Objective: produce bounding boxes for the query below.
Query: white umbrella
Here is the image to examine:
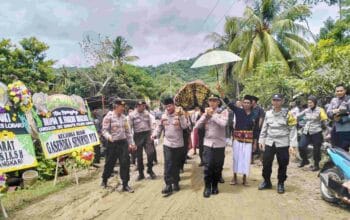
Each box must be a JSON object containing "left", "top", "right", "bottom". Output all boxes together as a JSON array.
[
  {"left": 190, "top": 50, "right": 242, "bottom": 80},
  {"left": 191, "top": 50, "right": 242, "bottom": 68}
]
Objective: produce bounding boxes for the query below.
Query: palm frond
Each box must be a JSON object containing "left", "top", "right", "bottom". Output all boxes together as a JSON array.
[
  {"left": 205, "top": 32, "right": 226, "bottom": 48},
  {"left": 243, "top": 7, "right": 263, "bottom": 30},
  {"left": 281, "top": 34, "right": 311, "bottom": 60},
  {"left": 283, "top": 33, "right": 310, "bottom": 50},
  {"left": 277, "top": 4, "right": 311, "bottom": 21},
  {"left": 124, "top": 56, "right": 139, "bottom": 62},
  {"left": 272, "top": 19, "right": 311, "bottom": 37},
  {"left": 248, "top": 35, "right": 264, "bottom": 70},
  {"left": 262, "top": 31, "right": 290, "bottom": 72}
]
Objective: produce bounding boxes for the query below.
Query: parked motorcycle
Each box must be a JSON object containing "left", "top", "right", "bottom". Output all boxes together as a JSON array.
[{"left": 319, "top": 147, "right": 350, "bottom": 205}]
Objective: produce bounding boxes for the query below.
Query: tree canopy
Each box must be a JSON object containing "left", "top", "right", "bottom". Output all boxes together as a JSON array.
[{"left": 0, "top": 37, "right": 55, "bottom": 92}]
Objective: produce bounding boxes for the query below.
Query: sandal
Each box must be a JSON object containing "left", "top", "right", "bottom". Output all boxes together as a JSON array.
[{"left": 230, "top": 178, "right": 237, "bottom": 185}]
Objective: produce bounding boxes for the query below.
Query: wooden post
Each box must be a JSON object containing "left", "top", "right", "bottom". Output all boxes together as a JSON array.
[
  {"left": 53, "top": 157, "right": 60, "bottom": 186},
  {"left": 0, "top": 194, "right": 8, "bottom": 219},
  {"left": 0, "top": 198, "right": 8, "bottom": 218},
  {"left": 102, "top": 95, "right": 105, "bottom": 113},
  {"left": 73, "top": 165, "right": 79, "bottom": 185}
]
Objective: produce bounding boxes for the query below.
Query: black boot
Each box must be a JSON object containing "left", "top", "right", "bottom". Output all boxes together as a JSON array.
[
  {"left": 122, "top": 184, "right": 134, "bottom": 193},
  {"left": 198, "top": 161, "right": 204, "bottom": 167},
  {"left": 161, "top": 185, "right": 173, "bottom": 196},
  {"left": 101, "top": 179, "right": 107, "bottom": 188},
  {"left": 298, "top": 160, "right": 310, "bottom": 168},
  {"left": 277, "top": 182, "right": 285, "bottom": 194},
  {"left": 211, "top": 182, "right": 219, "bottom": 195},
  {"left": 203, "top": 183, "right": 211, "bottom": 198},
  {"left": 258, "top": 180, "right": 272, "bottom": 190},
  {"left": 136, "top": 173, "right": 145, "bottom": 181},
  {"left": 173, "top": 182, "right": 180, "bottom": 191},
  {"left": 311, "top": 162, "right": 320, "bottom": 172},
  {"left": 147, "top": 170, "right": 156, "bottom": 179},
  {"left": 219, "top": 177, "right": 225, "bottom": 183}
]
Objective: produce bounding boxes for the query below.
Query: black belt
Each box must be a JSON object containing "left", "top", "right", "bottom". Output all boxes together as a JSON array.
[
  {"left": 111, "top": 139, "right": 127, "bottom": 144},
  {"left": 135, "top": 130, "right": 151, "bottom": 135}
]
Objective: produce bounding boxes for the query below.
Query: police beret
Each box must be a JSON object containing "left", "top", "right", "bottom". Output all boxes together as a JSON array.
[
  {"left": 272, "top": 94, "right": 283, "bottom": 100},
  {"left": 114, "top": 99, "right": 126, "bottom": 105},
  {"left": 136, "top": 100, "right": 146, "bottom": 105},
  {"left": 208, "top": 94, "right": 220, "bottom": 100}
]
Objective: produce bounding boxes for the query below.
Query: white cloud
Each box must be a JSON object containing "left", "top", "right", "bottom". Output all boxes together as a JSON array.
[{"left": 0, "top": 0, "right": 340, "bottom": 67}]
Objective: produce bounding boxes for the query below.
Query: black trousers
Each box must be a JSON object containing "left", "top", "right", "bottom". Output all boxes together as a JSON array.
[
  {"left": 299, "top": 132, "right": 323, "bottom": 163},
  {"left": 163, "top": 145, "right": 183, "bottom": 185},
  {"left": 199, "top": 144, "right": 204, "bottom": 163},
  {"left": 102, "top": 139, "right": 130, "bottom": 185},
  {"left": 203, "top": 146, "right": 225, "bottom": 187},
  {"left": 336, "top": 131, "right": 350, "bottom": 152},
  {"left": 262, "top": 144, "right": 289, "bottom": 183},
  {"left": 93, "top": 144, "right": 101, "bottom": 163},
  {"left": 180, "top": 129, "right": 191, "bottom": 169},
  {"left": 198, "top": 128, "right": 205, "bottom": 163},
  {"left": 134, "top": 131, "right": 154, "bottom": 174},
  {"left": 131, "top": 151, "right": 137, "bottom": 164}
]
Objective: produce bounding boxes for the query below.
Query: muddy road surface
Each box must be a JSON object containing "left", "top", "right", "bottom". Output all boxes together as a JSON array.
[{"left": 12, "top": 146, "right": 349, "bottom": 220}]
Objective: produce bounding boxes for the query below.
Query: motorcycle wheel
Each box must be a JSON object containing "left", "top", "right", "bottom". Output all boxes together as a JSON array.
[{"left": 320, "top": 168, "right": 343, "bottom": 203}]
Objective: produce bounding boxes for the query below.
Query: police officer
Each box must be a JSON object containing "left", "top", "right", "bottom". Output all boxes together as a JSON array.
[
  {"left": 251, "top": 95, "right": 265, "bottom": 162},
  {"left": 91, "top": 107, "right": 102, "bottom": 165},
  {"left": 326, "top": 84, "right": 350, "bottom": 152},
  {"left": 152, "top": 97, "right": 188, "bottom": 196},
  {"left": 101, "top": 99, "right": 136, "bottom": 193},
  {"left": 195, "top": 95, "right": 228, "bottom": 198},
  {"left": 258, "top": 94, "right": 298, "bottom": 194},
  {"left": 297, "top": 95, "right": 328, "bottom": 171},
  {"left": 129, "top": 101, "right": 156, "bottom": 180}
]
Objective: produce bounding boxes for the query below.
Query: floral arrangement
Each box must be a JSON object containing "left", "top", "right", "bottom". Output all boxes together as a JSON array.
[
  {"left": 0, "top": 105, "right": 10, "bottom": 114},
  {"left": 0, "top": 173, "right": 7, "bottom": 193},
  {"left": 70, "top": 146, "right": 95, "bottom": 168},
  {"left": 8, "top": 81, "right": 33, "bottom": 112}
]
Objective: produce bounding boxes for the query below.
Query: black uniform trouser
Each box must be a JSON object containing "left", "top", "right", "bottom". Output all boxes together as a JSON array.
[
  {"left": 299, "top": 132, "right": 323, "bottom": 164},
  {"left": 102, "top": 140, "right": 130, "bottom": 185},
  {"left": 134, "top": 131, "right": 154, "bottom": 174},
  {"left": 199, "top": 144, "right": 204, "bottom": 163},
  {"left": 198, "top": 128, "right": 205, "bottom": 163},
  {"left": 203, "top": 146, "right": 225, "bottom": 187},
  {"left": 180, "top": 129, "right": 191, "bottom": 170},
  {"left": 163, "top": 145, "right": 183, "bottom": 185},
  {"left": 262, "top": 144, "right": 289, "bottom": 183},
  {"left": 131, "top": 151, "right": 137, "bottom": 164},
  {"left": 93, "top": 144, "right": 101, "bottom": 164},
  {"left": 336, "top": 131, "right": 350, "bottom": 152}
]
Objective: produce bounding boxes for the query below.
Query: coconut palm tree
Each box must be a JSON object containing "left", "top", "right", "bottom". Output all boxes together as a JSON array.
[
  {"left": 223, "top": 0, "right": 312, "bottom": 77},
  {"left": 108, "top": 36, "right": 139, "bottom": 67}
]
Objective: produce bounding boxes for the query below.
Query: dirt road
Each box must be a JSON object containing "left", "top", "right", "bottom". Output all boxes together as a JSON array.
[{"left": 12, "top": 146, "right": 349, "bottom": 220}]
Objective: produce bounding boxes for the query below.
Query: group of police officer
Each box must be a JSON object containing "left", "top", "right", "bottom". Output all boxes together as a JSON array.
[{"left": 99, "top": 84, "right": 349, "bottom": 197}]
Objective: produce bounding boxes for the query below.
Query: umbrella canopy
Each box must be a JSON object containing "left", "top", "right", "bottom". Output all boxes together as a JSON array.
[{"left": 190, "top": 50, "right": 242, "bottom": 68}]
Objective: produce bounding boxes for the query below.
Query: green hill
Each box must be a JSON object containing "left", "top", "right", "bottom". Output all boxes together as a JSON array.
[{"left": 142, "top": 58, "right": 215, "bottom": 85}]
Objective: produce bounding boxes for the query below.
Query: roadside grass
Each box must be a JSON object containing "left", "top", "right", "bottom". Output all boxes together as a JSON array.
[{"left": 0, "top": 168, "right": 100, "bottom": 219}]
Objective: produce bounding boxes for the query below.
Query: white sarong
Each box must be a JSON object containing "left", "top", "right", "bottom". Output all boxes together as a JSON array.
[{"left": 232, "top": 140, "right": 252, "bottom": 175}]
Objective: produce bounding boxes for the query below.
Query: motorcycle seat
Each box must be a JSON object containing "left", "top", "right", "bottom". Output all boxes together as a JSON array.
[{"left": 331, "top": 147, "right": 350, "bottom": 162}]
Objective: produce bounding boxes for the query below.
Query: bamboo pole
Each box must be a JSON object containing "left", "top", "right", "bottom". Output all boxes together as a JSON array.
[
  {"left": 53, "top": 157, "right": 60, "bottom": 186},
  {"left": 0, "top": 197, "right": 8, "bottom": 218},
  {"left": 73, "top": 165, "right": 79, "bottom": 185}
]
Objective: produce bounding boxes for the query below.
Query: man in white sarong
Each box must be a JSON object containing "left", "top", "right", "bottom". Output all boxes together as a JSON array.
[{"left": 219, "top": 92, "right": 257, "bottom": 185}]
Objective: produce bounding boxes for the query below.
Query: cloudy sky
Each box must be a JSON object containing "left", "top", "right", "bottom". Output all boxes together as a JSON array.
[{"left": 0, "top": 0, "right": 338, "bottom": 67}]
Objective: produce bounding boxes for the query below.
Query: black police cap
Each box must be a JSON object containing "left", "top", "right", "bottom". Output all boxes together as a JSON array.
[{"left": 272, "top": 94, "right": 283, "bottom": 100}]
